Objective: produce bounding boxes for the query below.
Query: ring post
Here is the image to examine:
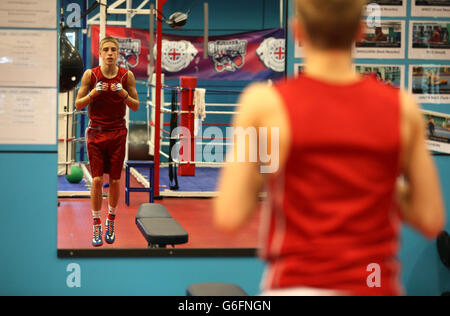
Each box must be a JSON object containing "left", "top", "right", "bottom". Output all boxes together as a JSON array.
[
  {"left": 154, "top": 0, "right": 168, "bottom": 197},
  {"left": 179, "top": 76, "right": 197, "bottom": 176}
]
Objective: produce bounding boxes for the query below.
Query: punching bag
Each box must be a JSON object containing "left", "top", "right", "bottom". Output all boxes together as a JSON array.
[
  {"left": 128, "top": 123, "right": 154, "bottom": 161},
  {"left": 59, "top": 31, "right": 84, "bottom": 93},
  {"left": 437, "top": 231, "right": 450, "bottom": 268}
]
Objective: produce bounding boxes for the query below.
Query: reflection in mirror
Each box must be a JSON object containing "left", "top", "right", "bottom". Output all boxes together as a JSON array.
[
  {"left": 56, "top": 64, "right": 263, "bottom": 253},
  {"left": 56, "top": 54, "right": 265, "bottom": 253}
]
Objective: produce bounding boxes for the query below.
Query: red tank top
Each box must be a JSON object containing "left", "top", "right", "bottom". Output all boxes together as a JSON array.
[
  {"left": 89, "top": 66, "right": 129, "bottom": 129},
  {"left": 260, "top": 74, "right": 403, "bottom": 296}
]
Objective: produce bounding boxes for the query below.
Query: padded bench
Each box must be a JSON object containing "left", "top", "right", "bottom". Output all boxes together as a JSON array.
[
  {"left": 187, "top": 282, "right": 248, "bottom": 296},
  {"left": 136, "top": 203, "right": 188, "bottom": 248}
]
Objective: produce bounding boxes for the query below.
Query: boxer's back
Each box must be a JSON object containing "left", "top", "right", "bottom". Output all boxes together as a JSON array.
[{"left": 259, "top": 74, "right": 402, "bottom": 295}]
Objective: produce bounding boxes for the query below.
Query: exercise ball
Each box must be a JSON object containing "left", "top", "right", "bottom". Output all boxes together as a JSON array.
[
  {"left": 60, "top": 31, "right": 84, "bottom": 93},
  {"left": 66, "top": 165, "right": 84, "bottom": 184}
]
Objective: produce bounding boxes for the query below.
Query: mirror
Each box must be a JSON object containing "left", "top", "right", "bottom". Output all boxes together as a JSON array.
[{"left": 57, "top": 81, "right": 263, "bottom": 256}]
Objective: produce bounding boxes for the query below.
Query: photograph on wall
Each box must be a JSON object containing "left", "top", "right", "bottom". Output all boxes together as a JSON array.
[
  {"left": 364, "top": 0, "right": 407, "bottom": 17},
  {"left": 293, "top": 63, "right": 304, "bottom": 77},
  {"left": 410, "top": 65, "right": 450, "bottom": 104},
  {"left": 294, "top": 39, "right": 304, "bottom": 59},
  {"left": 409, "top": 22, "right": 450, "bottom": 60},
  {"left": 355, "top": 64, "right": 405, "bottom": 89},
  {"left": 353, "top": 20, "right": 405, "bottom": 59},
  {"left": 412, "top": 0, "right": 450, "bottom": 17},
  {"left": 421, "top": 110, "right": 450, "bottom": 154}
]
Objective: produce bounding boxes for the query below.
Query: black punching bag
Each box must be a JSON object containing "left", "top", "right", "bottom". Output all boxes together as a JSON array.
[
  {"left": 59, "top": 32, "right": 84, "bottom": 93},
  {"left": 128, "top": 123, "right": 154, "bottom": 161},
  {"left": 437, "top": 231, "right": 450, "bottom": 268}
]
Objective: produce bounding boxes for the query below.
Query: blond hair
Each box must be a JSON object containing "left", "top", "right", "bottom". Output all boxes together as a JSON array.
[
  {"left": 296, "top": 0, "right": 365, "bottom": 50},
  {"left": 99, "top": 36, "right": 120, "bottom": 51}
]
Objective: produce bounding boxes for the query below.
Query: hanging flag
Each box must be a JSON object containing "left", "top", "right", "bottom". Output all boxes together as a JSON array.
[{"left": 91, "top": 25, "right": 285, "bottom": 81}]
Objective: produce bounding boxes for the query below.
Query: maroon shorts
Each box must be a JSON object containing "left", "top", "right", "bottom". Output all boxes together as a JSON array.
[{"left": 86, "top": 127, "right": 127, "bottom": 180}]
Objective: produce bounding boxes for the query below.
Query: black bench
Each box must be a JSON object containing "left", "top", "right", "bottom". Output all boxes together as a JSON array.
[
  {"left": 136, "top": 203, "right": 188, "bottom": 248},
  {"left": 186, "top": 282, "right": 248, "bottom": 296}
]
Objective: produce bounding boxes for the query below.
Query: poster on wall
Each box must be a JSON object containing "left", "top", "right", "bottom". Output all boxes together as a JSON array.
[
  {"left": 364, "top": 0, "right": 407, "bottom": 17},
  {"left": 0, "top": 30, "right": 57, "bottom": 88},
  {"left": 409, "top": 65, "right": 450, "bottom": 104},
  {"left": 91, "top": 26, "right": 285, "bottom": 81},
  {"left": 0, "top": 88, "right": 57, "bottom": 145},
  {"left": 355, "top": 64, "right": 405, "bottom": 88},
  {"left": 412, "top": 0, "right": 450, "bottom": 17},
  {"left": 421, "top": 110, "right": 450, "bottom": 154},
  {"left": 409, "top": 21, "right": 450, "bottom": 60},
  {"left": 353, "top": 20, "right": 405, "bottom": 59},
  {"left": 0, "top": 0, "right": 57, "bottom": 28}
]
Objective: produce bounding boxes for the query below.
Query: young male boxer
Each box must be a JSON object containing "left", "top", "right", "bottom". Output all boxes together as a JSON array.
[
  {"left": 75, "top": 37, "right": 139, "bottom": 247},
  {"left": 215, "top": 0, "right": 445, "bottom": 295}
]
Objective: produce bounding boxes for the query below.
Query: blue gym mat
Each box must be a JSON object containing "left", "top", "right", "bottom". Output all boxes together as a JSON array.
[
  {"left": 58, "top": 175, "right": 90, "bottom": 191},
  {"left": 135, "top": 167, "right": 220, "bottom": 192}
]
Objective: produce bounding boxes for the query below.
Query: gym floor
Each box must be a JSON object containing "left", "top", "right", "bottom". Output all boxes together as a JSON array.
[{"left": 57, "top": 170, "right": 261, "bottom": 249}]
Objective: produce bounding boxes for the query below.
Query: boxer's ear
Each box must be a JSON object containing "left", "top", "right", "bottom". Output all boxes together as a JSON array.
[{"left": 290, "top": 17, "right": 305, "bottom": 46}]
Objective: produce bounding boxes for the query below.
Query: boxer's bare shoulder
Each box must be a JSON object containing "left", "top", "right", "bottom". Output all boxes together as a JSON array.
[{"left": 236, "top": 83, "right": 292, "bottom": 172}]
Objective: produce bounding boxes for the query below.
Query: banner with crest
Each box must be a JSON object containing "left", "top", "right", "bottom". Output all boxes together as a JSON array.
[{"left": 91, "top": 26, "right": 285, "bottom": 81}]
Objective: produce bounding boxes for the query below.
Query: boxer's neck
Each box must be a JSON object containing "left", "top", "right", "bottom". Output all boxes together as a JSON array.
[
  {"left": 302, "top": 47, "right": 360, "bottom": 85},
  {"left": 100, "top": 64, "right": 119, "bottom": 79}
]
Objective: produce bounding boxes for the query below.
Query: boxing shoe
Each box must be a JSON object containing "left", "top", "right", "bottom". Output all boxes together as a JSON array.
[
  {"left": 105, "top": 216, "right": 116, "bottom": 244},
  {"left": 92, "top": 223, "right": 103, "bottom": 247}
]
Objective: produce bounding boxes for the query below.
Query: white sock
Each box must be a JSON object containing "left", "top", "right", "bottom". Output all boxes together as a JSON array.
[
  {"left": 108, "top": 205, "right": 117, "bottom": 219},
  {"left": 92, "top": 210, "right": 101, "bottom": 223}
]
